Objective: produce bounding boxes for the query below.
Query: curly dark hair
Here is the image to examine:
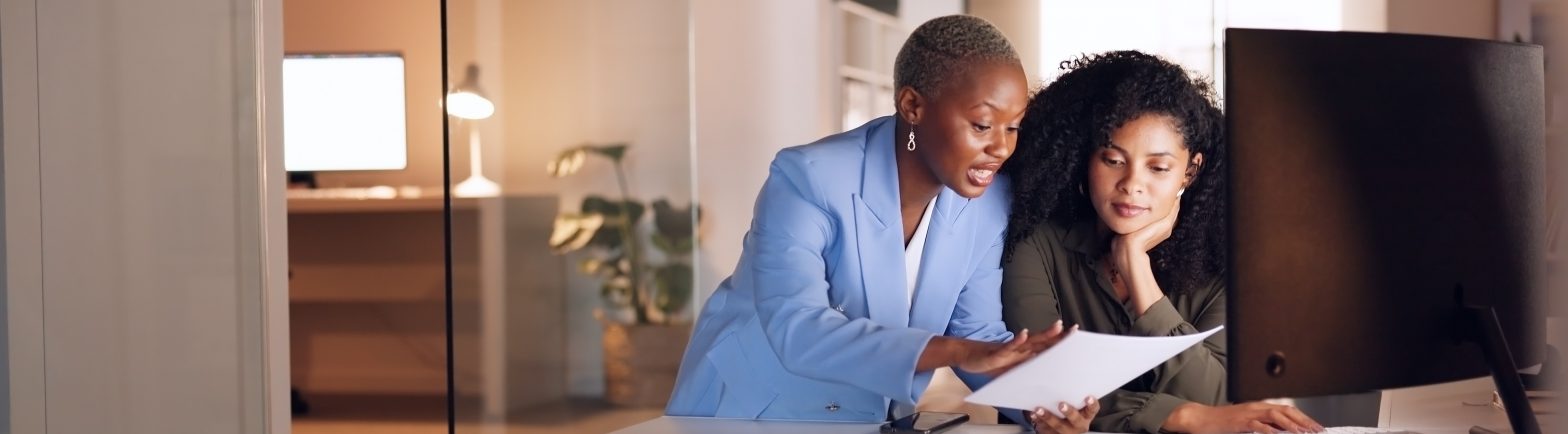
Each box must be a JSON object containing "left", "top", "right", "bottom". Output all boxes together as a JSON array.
[{"left": 1003, "top": 50, "right": 1227, "bottom": 294}]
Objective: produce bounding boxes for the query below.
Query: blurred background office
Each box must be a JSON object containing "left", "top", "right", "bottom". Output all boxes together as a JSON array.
[
  {"left": 275, "top": 2, "right": 1563, "bottom": 433},
  {"left": 0, "top": 0, "right": 1560, "bottom": 433}
]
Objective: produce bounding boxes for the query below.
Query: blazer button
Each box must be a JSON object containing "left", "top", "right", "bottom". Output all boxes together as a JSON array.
[{"left": 825, "top": 401, "right": 840, "bottom": 412}]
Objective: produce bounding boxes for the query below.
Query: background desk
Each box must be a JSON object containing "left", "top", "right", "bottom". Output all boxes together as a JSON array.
[{"left": 288, "top": 193, "right": 567, "bottom": 419}]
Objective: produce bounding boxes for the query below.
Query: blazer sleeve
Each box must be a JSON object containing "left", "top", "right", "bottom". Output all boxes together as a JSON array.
[
  {"left": 748, "top": 150, "right": 937, "bottom": 404},
  {"left": 945, "top": 231, "right": 1014, "bottom": 342},
  {"left": 948, "top": 234, "right": 1027, "bottom": 424}
]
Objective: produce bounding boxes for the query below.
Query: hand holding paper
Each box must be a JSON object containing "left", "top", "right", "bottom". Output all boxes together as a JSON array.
[{"left": 966, "top": 326, "right": 1224, "bottom": 418}]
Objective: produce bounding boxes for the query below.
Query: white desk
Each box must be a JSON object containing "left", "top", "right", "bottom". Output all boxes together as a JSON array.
[
  {"left": 614, "top": 416, "right": 1497, "bottom": 434},
  {"left": 611, "top": 416, "right": 1026, "bottom": 434},
  {"left": 617, "top": 379, "right": 1522, "bottom": 434},
  {"left": 1378, "top": 376, "right": 1518, "bottom": 433}
]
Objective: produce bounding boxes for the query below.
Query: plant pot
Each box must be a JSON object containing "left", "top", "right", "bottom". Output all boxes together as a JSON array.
[{"left": 602, "top": 321, "right": 692, "bottom": 407}]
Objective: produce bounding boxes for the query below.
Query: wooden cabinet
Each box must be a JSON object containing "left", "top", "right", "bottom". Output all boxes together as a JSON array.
[{"left": 287, "top": 193, "right": 567, "bottom": 417}]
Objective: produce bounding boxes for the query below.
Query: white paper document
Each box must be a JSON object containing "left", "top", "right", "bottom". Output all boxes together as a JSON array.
[{"left": 966, "top": 326, "right": 1224, "bottom": 417}]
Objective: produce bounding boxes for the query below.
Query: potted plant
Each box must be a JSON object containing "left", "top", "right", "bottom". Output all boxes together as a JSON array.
[{"left": 546, "top": 143, "right": 698, "bottom": 407}]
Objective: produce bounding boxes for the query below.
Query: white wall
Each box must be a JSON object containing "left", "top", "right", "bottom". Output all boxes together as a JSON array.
[
  {"left": 0, "top": 0, "right": 286, "bottom": 433},
  {"left": 1387, "top": 0, "right": 1499, "bottom": 39},
  {"left": 970, "top": 0, "right": 1044, "bottom": 85},
  {"left": 692, "top": 0, "right": 836, "bottom": 307},
  {"left": 1, "top": 1, "right": 46, "bottom": 431},
  {"left": 446, "top": 0, "right": 695, "bottom": 398},
  {"left": 1342, "top": 0, "right": 1390, "bottom": 32},
  {"left": 898, "top": 0, "right": 965, "bottom": 29},
  {"left": 0, "top": 35, "right": 9, "bottom": 426}
]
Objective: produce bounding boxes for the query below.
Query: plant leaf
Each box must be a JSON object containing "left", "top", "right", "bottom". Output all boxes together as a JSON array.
[
  {"left": 579, "top": 258, "right": 604, "bottom": 275},
  {"left": 581, "top": 196, "right": 645, "bottom": 224},
  {"left": 601, "top": 283, "right": 631, "bottom": 308},
  {"left": 548, "top": 213, "right": 604, "bottom": 253},
  {"left": 588, "top": 143, "right": 628, "bottom": 161},
  {"left": 652, "top": 199, "right": 697, "bottom": 239},
  {"left": 654, "top": 263, "right": 694, "bottom": 315},
  {"left": 546, "top": 147, "right": 589, "bottom": 178}
]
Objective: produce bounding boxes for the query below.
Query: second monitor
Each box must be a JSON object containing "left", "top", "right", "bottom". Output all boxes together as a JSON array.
[{"left": 1225, "top": 28, "right": 1547, "bottom": 432}]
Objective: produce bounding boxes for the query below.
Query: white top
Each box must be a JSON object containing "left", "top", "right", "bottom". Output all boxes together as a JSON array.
[
  {"left": 904, "top": 197, "right": 937, "bottom": 306},
  {"left": 895, "top": 198, "right": 936, "bottom": 420}
]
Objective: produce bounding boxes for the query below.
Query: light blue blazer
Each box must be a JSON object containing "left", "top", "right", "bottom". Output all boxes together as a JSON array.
[{"left": 665, "top": 116, "right": 1015, "bottom": 422}]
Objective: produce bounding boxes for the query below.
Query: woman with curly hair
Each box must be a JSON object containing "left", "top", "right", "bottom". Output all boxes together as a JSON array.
[{"left": 1001, "top": 51, "right": 1324, "bottom": 434}]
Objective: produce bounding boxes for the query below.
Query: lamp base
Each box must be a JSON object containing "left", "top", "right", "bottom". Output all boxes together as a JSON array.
[{"left": 454, "top": 175, "right": 501, "bottom": 198}]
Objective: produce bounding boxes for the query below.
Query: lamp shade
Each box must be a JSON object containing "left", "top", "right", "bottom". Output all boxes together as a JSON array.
[{"left": 445, "top": 63, "right": 494, "bottom": 120}]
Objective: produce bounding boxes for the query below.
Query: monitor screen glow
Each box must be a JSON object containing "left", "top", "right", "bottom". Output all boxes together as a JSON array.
[{"left": 283, "top": 54, "right": 408, "bottom": 172}]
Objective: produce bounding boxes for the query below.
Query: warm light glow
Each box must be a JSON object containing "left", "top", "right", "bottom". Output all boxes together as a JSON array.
[
  {"left": 454, "top": 176, "right": 501, "bottom": 198},
  {"left": 446, "top": 91, "right": 495, "bottom": 120}
]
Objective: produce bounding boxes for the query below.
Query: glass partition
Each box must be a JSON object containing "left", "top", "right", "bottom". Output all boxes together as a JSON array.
[{"left": 442, "top": 1, "right": 696, "bottom": 431}]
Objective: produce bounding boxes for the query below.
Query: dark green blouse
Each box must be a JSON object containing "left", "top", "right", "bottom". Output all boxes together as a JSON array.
[{"left": 1002, "top": 220, "right": 1227, "bottom": 434}]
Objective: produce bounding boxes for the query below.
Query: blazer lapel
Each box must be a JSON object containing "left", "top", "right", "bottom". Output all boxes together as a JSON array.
[
  {"left": 854, "top": 117, "right": 910, "bottom": 327},
  {"left": 909, "top": 188, "right": 975, "bottom": 334}
]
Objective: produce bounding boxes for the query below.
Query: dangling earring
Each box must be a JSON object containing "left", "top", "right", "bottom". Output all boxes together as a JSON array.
[
  {"left": 1078, "top": 183, "right": 1086, "bottom": 196},
  {"left": 906, "top": 127, "right": 917, "bottom": 151},
  {"left": 1178, "top": 188, "right": 1187, "bottom": 197}
]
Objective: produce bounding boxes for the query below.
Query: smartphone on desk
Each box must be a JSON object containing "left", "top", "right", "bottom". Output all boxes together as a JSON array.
[{"left": 880, "top": 411, "right": 970, "bottom": 434}]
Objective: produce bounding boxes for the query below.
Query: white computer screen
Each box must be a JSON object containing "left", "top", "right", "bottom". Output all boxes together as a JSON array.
[{"left": 283, "top": 54, "right": 408, "bottom": 172}]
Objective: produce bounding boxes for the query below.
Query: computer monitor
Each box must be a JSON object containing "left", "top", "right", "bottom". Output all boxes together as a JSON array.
[
  {"left": 282, "top": 53, "right": 409, "bottom": 172},
  {"left": 1225, "top": 29, "right": 1547, "bottom": 432}
]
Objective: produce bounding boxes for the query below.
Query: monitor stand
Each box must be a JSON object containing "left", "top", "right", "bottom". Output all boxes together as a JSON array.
[
  {"left": 288, "top": 171, "right": 317, "bottom": 189},
  {"left": 1464, "top": 305, "right": 1541, "bottom": 434}
]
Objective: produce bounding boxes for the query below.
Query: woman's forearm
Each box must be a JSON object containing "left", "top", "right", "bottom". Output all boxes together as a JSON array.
[
  {"left": 916, "top": 336, "right": 971, "bottom": 372},
  {"left": 1119, "top": 252, "right": 1164, "bottom": 317}
]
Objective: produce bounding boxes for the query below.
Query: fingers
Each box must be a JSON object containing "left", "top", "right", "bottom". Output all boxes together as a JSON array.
[
  {"left": 1280, "top": 406, "right": 1324, "bottom": 433},
  {"left": 1032, "top": 399, "right": 1097, "bottom": 434},
  {"left": 1028, "top": 407, "right": 1049, "bottom": 432},
  {"left": 1027, "top": 324, "right": 1076, "bottom": 352},
  {"left": 1082, "top": 396, "right": 1101, "bottom": 420},
  {"left": 1248, "top": 419, "right": 1278, "bottom": 434},
  {"left": 1264, "top": 407, "right": 1309, "bottom": 434},
  {"left": 1001, "top": 328, "right": 1029, "bottom": 353},
  {"left": 1029, "top": 320, "right": 1065, "bottom": 341},
  {"left": 1043, "top": 319, "right": 1065, "bottom": 336},
  {"left": 1032, "top": 407, "right": 1071, "bottom": 434},
  {"left": 1041, "top": 415, "right": 1071, "bottom": 434},
  {"left": 977, "top": 342, "right": 1038, "bottom": 376},
  {"left": 1061, "top": 401, "right": 1089, "bottom": 428}
]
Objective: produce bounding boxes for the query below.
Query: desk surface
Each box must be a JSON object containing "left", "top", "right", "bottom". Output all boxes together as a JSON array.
[
  {"left": 614, "top": 417, "right": 1494, "bottom": 434},
  {"left": 611, "top": 417, "right": 1027, "bottom": 434},
  {"left": 619, "top": 403, "right": 1505, "bottom": 434}
]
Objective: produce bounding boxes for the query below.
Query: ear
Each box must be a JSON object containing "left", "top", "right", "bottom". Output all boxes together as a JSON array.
[
  {"left": 895, "top": 86, "right": 925, "bottom": 125},
  {"left": 1183, "top": 152, "right": 1205, "bottom": 188}
]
